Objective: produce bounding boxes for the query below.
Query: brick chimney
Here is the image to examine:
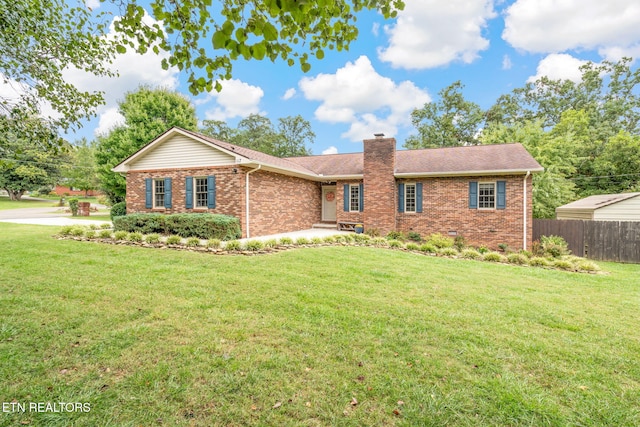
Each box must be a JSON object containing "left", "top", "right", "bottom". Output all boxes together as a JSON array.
[{"left": 363, "top": 133, "right": 396, "bottom": 235}]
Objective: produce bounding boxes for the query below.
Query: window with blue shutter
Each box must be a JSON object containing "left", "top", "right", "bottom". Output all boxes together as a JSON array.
[
  {"left": 358, "top": 183, "right": 364, "bottom": 212},
  {"left": 496, "top": 180, "right": 506, "bottom": 209},
  {"left": 145, "top": 178, "right": 152, "bottom": 208},
  {"left": 164, "top": 177, "right": 172, "bottom": 209},
  {"left": 416, "top": 182, "right": 423, "bottom": 213},
  {"left": 398, "top": 183, "right": 405, "bottom": 213},
  {"left": 469, "top": 181, "right": 478, "bottom": 209},
  {"left": 185, "top": 177, "right": 193, "bottom": 209},
  {"left": 207, "top": 175, "right": 216, "bottom": 209}
]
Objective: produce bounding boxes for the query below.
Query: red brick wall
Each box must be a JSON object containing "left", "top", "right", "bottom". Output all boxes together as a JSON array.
[
  {"left": 336, "top": 180, "right": 364, "bottom": 224},
  {"left": 396, "top": 175, "right": 533, "bottom": 250},
  {"left": 54, "top": 185, "right": 102, "bottom": 197},
  {"left": 247, "top": 169, "right": 321, "bottom": 238},
  {"left": 363, "top": 136, "right": 397, "bottom": 235},
  {"left": 125, "top": 166, "right": 321, "bottom": 238}
]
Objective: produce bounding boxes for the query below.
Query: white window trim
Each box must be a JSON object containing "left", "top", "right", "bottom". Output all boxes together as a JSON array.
[
  {"left": 349, "top": 184, "right": 360, "bottom": 212},
  {"left": 405, "top": 182, "right": 417, "bottom": 213},
  {"left": 478, "top": 181, "right": 496, "bottom": 210},
  {"left": 153, "top": 179, "right": 165, "bottom": 209},
  {"left": 194, "top": 176, "right": 208, "bottom": 209}
]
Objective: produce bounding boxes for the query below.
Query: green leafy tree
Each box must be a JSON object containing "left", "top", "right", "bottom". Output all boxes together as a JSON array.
[
  {"left": 0, "top": 0, "right": 115, "bottom": 134},
  {"left": 590, "top": 131, "right": 640, "bottom": 194},
  {"left": 63, "top": 138, "right": 100, "bottom": 197},
  {"left": 0, "top": 114, "right": 68, "bottom": 200},
  {"left": 200, "top": 114, "right": 315, "bottom": 157},
  {"left": 113, "top": 0, "right": 405, "bottom": 94},
  {"left": 405, "top": 81, "right": 485, "bottom": 149},
  {"left": 95, "top": 87, "right": 198, "bottom": 203}
]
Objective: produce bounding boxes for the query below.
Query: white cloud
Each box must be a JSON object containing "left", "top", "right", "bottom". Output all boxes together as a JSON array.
[
  {"left": 371, "top": 22, "right": 380, "bottom": 37},
  {"left": 322, "top": 146, "right": 338, "bottom": 155},
  {"left": 204, "top": 79, "right": 264, "bottom": 121},
  {"left": 94, "top": 107, "right": 125, "bottom": 136},
  {"left": 378, "top": 0, "right": 496, "bottom": 69},
  {"left": 502, "top": 54, "right": 512, "bottom": 70},
  {"left": 282, "top": 88, "right": 296, "bottom": 100},
  {"left": 62, "top": 13, "right": 180, "bottom": 134},
  {"left": 503, "top": 0, "right": 640, "bottom": 55},
  {"left": 299, "top": 56, "right": 430, "bottom": 142},
  {"left": 85, "top": 0, "right": 101, "bottom": 9},
  {"left": 527, "top": 54, "right": 588, "bottom": 83}
]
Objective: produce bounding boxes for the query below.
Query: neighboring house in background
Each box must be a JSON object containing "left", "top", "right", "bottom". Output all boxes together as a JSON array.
[
  {"left": 53, "top": 185, "right": 101, "bottom": 197},
  {"left": 556, "top": 193, "right": 640, "bottom": 221},
  {"left": 113, "top": 127, "right": 543, "bottom": 249}
]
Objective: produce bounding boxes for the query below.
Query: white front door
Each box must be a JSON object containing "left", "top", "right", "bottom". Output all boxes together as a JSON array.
[{"left": 322, "top": 186, "right": 337, "bottom": 221}]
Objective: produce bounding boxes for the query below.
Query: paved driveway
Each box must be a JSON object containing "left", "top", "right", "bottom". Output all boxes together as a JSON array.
[{"left": 0, "top": 206, "right": 111, "bottom": 227}]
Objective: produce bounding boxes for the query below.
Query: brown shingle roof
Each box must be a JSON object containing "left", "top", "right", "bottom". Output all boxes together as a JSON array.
[{"left": 286, "top": 143, "right": 542, "bottom": 177}]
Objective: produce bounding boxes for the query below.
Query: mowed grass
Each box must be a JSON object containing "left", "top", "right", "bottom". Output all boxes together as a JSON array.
[
  {"left": 1, "top": 224, "right": 639, "bottom": 426},
  {"left": 0, "top": 196, "right": 54, "bottom": 210}
]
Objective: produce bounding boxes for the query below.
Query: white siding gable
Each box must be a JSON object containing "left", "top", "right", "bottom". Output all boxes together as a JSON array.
[
  {"left": 594, "top": 196, "right": 640, "bottom": 221},
  {"left": 129, "top": 134, "right": 236, "bottom": 170}
]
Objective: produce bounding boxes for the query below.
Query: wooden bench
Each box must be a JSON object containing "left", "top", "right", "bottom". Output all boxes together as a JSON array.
[{"left": 338, "top": 222, "right": 360, "bottom": 231}]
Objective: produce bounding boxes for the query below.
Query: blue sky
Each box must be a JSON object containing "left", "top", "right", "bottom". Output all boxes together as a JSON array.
[{"left": 65, "top": 0, "right": 640, "bottom": 155}]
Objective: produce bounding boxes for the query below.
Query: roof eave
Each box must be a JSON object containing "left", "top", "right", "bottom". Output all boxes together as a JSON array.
[{"left": 394, "top": 167, "right": 544, "bottom": 178}]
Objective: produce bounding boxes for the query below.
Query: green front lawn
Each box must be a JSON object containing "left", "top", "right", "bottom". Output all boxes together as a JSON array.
[
  {"left": 1, "top": 224, "right": 639, "bottom": 426},
  {"left": 0, "top": 196, "right": 55, "bottom": 210}
]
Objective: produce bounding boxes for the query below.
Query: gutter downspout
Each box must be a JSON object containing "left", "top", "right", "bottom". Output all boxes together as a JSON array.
[
  {"left": 245, "top": 164, "right": 261, "bottom": 238},
  {"left": 523, "top": 171, "right": 531, "bottom": 250}
]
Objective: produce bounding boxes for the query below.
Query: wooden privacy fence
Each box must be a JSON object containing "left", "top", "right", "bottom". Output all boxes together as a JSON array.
[{"left": 533, "top": 219, "right": 640, "bottom": 263}]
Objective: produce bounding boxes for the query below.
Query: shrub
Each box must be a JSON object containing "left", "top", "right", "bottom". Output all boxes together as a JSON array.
[
  {"left": 388, "top": 239, "right": 403, "bottom": 248},
  {"left": 419, "top": 243, "right": 437, "bottom": 253},
  {"left": 497, "top": 243, "right": 509, "bottom": 252},
  {"left": 407, "top": 231, "right": 422, "bottom": 242},
  {"left": 145, "top": 233, "right": 161, "bottom": 244},
  {"left": 100, "top": 223, "right": 112, "bottom": 230},
  {"left": 224, "top": 240, "right": 242, "bottom": 251},
  {"left": 438, "top": 247, "right": 458, "bottom": 257},
  {"left": 461, "top": 248, "right": 482, "bottom": 260},
  {"left": 528, "top": 257, "right": 550, "bottom": 267},
  {"left": 89, "top": 224, "right": 99, "bottom": 230},
  {"left": 372, "top": 237, "right": 388, "bottom": 247},
  {"left": 295, "top": 237, "right": 310, "bottom": 245},
  {"left": 98, "top": 230, "right": 112, "bottom": 239},
  {"left": 110, "top": 202, "right": 126, "bottom": 219},
  {"left": 553, "top": 259, "right": 574, "bottom": 270},
  {"left": 333, "top": 235, "right": 346, "bottom": 243},
  {"left": 454, "top": 235, "right": 466, "bottom": 251},
  {"left": 406, "top": 242, "right": 420, "bottom": 251},
  {"left": 186, "top": 237, "right": 201, "bottom": 247},
  {"left": 322, "top": 236, "right": 336, "bottom": 243},
  {"left": 84, "top": 230, "right": 96, "bottom": 239},
  {"left": 165, "top": 235, "right": 182, "bottom": 245},
  {"left": 206, "top": 239, "right": 221, "bottom": 249},
  {"left": 386, "top": 231, "right": 405, "bottom": 241},
  {"left": 519, "top": 250, "right": 532, "bottom": 258},
  {"left": 263, "top": 238, "right": 278, "bottom": 249},
  {"left": 244, "top": 240, "right": 264, "bottom": 251},
  {"left": 127, "top": 232, "right": 143, "bottom": 242},
  {"left": 70, "top": 226, "right": 86, "bottom": 237},
  {"left": 114, "top": 230, "right": 128, "bottom": 241},
  {"left": 365, "top": 228, "right": 380, "bottom": 237},
  {"left": 113, "top": 213, "right": 241, "bottom": 240},
  {"left": 483, "top": 252, "right": 505, "bottom": 262},
  {"left": 280, "top": 237, "right": 293, "bottom": 245},
  {"left": 477, "top": 246, "right": 489, "bottom": 254},
  {"left": 311, "top": 237, "right": 323, "bottom": 245},
  {"left": 59, "top": 225, "right": 74, "bottom": 236},
  {"left": 541, "top": 235, "right": 570, "bottom": 258},
  {"left": 507, "top": 253, "right": 529, "bottom": 265},
  {"left": 68, "top": 198, "right": 79, "bottom": 216},
  {"left": 96, "top": 195, "right": 111, "bottom": 206},
  {"left": 577, "top": 260, "right": 601, "bottom": 272},
  {"left": 353, "top": 233, "right": 371, "bottom": 244},
  {"left": 427, "top": 233, "right": 454, "bottom": 248}
]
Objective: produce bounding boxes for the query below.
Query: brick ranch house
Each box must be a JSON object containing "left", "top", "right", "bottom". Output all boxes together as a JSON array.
[{"left": 113, "top": 127, "right": 543, "bottom": 249}]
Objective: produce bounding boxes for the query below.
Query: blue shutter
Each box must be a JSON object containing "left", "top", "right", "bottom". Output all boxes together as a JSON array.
[
  {"left": 185, "top": 177, "right": 193, "bottom": 209},
  {"left": 164, "top": 177, "right": 172, "bottom": 208},
  {"left": 469, "top": 181, "right": 478, "bottom": 209},
  {"left": 343, "top": 184, "right": 349, "bottom": 212},
  {"left": 497, "top": 180, "right": 506, "bottom": 209},
  {"left": 207, "top": 175, "right": 216, "bottom": 209},
  {"left": 145, "top": 178, "right": 152, "bottom": 208},
  {"left": 416, "top": 182, "right": 423, "bottom": 213},
  {"left": 398, "top": 183, "right": 405, "bottom": 213},
  {"left": 359, "top": 183, "right": 364, "bottom": 212}
]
